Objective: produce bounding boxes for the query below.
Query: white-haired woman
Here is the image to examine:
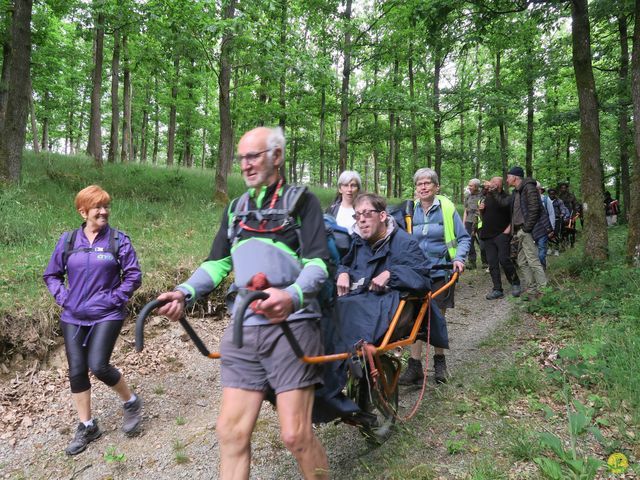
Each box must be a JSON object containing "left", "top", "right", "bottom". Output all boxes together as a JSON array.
[
  {"left": 326, "top": 170, "right": 362, "bottom": 234},
  {"left": 399, "top": 167, "right": 471, "bottom": 385}
]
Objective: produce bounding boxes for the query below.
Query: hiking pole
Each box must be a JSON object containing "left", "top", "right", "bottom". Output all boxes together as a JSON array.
[{"left": 135, "top": 299, "right": 212, "bottom": 357}]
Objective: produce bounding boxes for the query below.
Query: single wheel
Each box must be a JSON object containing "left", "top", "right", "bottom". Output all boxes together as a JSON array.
[{"left": 347, "top": 354, "right": 400, "bottom": 444}]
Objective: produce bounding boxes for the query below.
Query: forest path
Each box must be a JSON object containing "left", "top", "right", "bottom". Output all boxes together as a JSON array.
[{"left": 0, "top": 269, "right": 516, "bottom": 479}]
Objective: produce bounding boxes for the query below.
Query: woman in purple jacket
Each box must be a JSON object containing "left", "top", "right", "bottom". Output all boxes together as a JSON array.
[{"left": 43, "top": 185, "right": 142, "bottom": 455}]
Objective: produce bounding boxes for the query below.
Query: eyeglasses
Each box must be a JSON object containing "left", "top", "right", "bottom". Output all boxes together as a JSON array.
[
  {"left": 352, "top": 209, "right": 380, "bottom": 220},
  {"left": 236, "top": 148, "right": 273, "bottom": 165},
  {"left": 416, "top": 181, "right": 434, "bottom": 188}
]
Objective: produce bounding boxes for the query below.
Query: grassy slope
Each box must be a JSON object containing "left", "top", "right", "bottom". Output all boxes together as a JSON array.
[{"left": 0, "top": 152, "right": 336, "bottom": 360}]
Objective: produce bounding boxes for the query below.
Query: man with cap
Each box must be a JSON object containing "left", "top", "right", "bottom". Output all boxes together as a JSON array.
[{"left": 505, "top": 166, "right": 548, "bottom": 299}]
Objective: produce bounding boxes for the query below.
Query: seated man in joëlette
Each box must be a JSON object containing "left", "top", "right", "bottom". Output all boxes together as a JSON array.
[
  {"left": 312, "top": 193, "right": 434, "bottom": 423},
  {"left": 334, "top": 193, "right": 431, "bottom": 351}
]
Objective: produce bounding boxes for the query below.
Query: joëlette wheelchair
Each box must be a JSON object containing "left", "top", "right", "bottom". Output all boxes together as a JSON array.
[{"left": 135, "top": 205, "right": 459, "bottom": 444}]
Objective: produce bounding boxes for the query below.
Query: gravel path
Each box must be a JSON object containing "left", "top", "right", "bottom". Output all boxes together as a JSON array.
[{"left": 0, "top": 269, "right": 515, "bottom": 479}]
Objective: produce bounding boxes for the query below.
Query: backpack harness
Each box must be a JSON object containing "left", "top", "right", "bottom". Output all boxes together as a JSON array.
[
  {"left": 226, "top": 180, "right": 307, "bottom": 253},
  {"left": 62, "top": 227, "right": 121, "bottom": 271}
]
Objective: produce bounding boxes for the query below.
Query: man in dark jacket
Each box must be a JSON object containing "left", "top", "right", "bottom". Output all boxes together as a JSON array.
[
  {"left": 506, "top": 166, "right": 548, "bottom": 299},
  {"left": 335, "top": 193, "right": 430, "bottom": 350},
  {"left": 479, "top": 176, "right": 521, "bottom": 299}
]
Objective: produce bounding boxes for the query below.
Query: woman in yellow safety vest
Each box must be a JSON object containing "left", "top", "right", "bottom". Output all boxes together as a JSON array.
[{"left": 398, "top": 167, "right": 471, "bottom": 385}]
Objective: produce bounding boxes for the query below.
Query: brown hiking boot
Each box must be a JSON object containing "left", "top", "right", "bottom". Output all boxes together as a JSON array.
[
  {"left": 398, "top": 358, "right": 424, "bottom": 386},
  {"left": 434, "top": 354, "right": 448, "bottom": 384}
]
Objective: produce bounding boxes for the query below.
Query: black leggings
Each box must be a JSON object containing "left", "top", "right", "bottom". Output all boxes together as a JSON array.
[{"left": 61, "top": 320, "right": 123, "bottom": 393}]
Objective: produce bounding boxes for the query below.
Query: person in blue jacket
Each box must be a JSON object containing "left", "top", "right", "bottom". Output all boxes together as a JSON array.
[
  {"left": 335, "top": 193, "right": 431, "bottom": 351},
  {"left": 399, "top": 168, "right": 470, "bottom": 385},
  {"left": 43, "top": 185, "right": 142, "bottom": 455}
]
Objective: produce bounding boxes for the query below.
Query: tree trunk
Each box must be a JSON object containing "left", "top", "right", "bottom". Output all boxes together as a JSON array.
[
  {"left": 338, "top": 0, "right": 352, "bottom": 174},
  {"left": 373, "top": 112, "right": 379, "bottom": 194},
  {"left": 214, "top": 0, "right": 237, "bottom": 202},
  {"left": 394, "top": 114, "right": 401, "bottom": 197},
  {"left": 74, "top": 86, "right": 88, "bottom": 153},
  {"left": 40, "top": 91, "right": 50, "bottom": 151},
  {"left": 0, "top": 10, "right": 12, "bottom": 132},
  {"left": 201, "top": 80, "right": 208, "bottom": 169},
  {"left": 0, "top": 0, "right": 32, "bottom": 183},
  {"left": 140, "top": 85, "right": 149, "bottom": 163},
  {"left": 408, "top": 36, "right": 418, "bottom": 175},
  {"left": 570, "top": 0, "right": 608, "bottom": 261},
  {"left": 66, "top": 109, "right": 74, "bottom": 155},
  {"left": 627, "top": 0, "right": 640, "bottom": 264},
  {"left": 29, "top": 79, "right": 39, "bottom": 153},
  {"left": 433, "top": 47, "right": 443, "bottom": 179},
  {"left": 495, "top": 51, "right": 508, "bottom": 181},
  {"left": 108, "top": 29, "right": 120, "bottom": 163},
  {"left": 475, "top": 104, "right": 483, "bottom": 178},
  {"left": 167, "top": 56, "right": 179, "bottom": 167},
  {"left": 120, "top": 33, "right": 132, "bottom": 163},
  {"left": 319, "top": 86, "right": 326, "bottom": 185},
  {"left": 152, "top": 74, "right": 159, "bottom": 165},
  {"left": 618, "top": 14, "right": 631, "bottom": 220},
  {"left": 525, "top": 60, "right": 535, "bottom": 178},
  {"left": 86, "top": 8, "right": 104, "bottom": 165},
  {"left": 278, "top": 0, "right": 287, "bottom": 132}
]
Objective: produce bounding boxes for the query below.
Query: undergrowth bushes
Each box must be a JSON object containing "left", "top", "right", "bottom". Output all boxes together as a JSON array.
[{"left": 528, "top": 226, "right": 640, "bottom": 419}]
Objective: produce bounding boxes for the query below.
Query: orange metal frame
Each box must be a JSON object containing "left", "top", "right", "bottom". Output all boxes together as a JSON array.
[{"left": 204, "top": 271, "right": 459, "bottom": 363}]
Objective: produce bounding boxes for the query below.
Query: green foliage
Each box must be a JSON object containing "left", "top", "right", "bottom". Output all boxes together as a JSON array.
[
  {"left": 173, "top": 439, "right": 189, "bottom": 464},
  {"left": 503, "top": 426, "right": 541, "bottom": 461},
  {"left": 104, "top": 445, "right": 126, "bottom": 463},
  {"left": 532, "top": 227, "right": 640, "bottom": 416},
  {"left": 445, "top": 437, "right": 466, "bottom": 455}
]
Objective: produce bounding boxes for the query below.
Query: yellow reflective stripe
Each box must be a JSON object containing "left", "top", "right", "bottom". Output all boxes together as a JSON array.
[{"left": 437, "top": 195, "right": 458, "bottom": 260}]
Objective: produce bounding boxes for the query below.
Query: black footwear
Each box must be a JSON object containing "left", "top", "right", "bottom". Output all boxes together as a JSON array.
[
  {"left": 433, "top": 355, "right": 448, "bottom": 384},
  {"left": 511, "top": 284, "right": 522, "bottom": 297},
  {"left": 485, "top": 290, "right": 504, "bottom": 300},
  {"left": 65, "top": 420, "right": 102, "bottom": 455},
  {"left": 398, "top": 358, "right": 424, "bottom": 386},
  {"left": 122, "top": 395, "right": 143, "bottom": 435}
]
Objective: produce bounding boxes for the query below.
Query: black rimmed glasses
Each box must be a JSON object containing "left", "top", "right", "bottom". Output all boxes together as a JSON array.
[
  {"left": 352, "top": 209, "right": 380, "bottom": 220},
  {"left": 416, "top": 180, "right": 434, "bottom": 188},
  {"left": 236, "top": 148, "right": 273, "bottom": 165}
]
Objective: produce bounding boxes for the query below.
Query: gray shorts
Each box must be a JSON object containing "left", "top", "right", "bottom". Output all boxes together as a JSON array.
[
  {"left": 432, "top": 277, "right": 455, "bottom": 310},
  {"left": 220, "top": 319, "right": 323, "bottom": 394}
]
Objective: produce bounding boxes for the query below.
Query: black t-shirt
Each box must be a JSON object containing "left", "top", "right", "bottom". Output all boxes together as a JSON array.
[{"left": 479, "top": 191, "right": 511, "bottom": 240}]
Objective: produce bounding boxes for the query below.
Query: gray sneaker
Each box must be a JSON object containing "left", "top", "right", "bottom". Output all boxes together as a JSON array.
[
  {"left": 398, "top": 358, "right": 424, "bottom": 386},
  {"left": 511, "top": 284, "right": 522, "bottom": 297},
  {"left": 122, "top": 396, "right": 143, "bottom": 436},
  {"left": 66, "top": 420, "right": 102, "bottom": 455},
  {"left": 485, "top": 290, "right": 504, "bottom": 300},
  {"left": 433, "top": 354, "right": 448, "bottom": 384}
]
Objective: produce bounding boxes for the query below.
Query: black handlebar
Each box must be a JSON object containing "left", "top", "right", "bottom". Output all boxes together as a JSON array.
[
  {"left": 232, "top": 290, "right": 305, "bottom": 358},
  {"left": 135, "top": 298, "right": 211, "bottom": 357},
  {"left": 232, "top": 290, "right": 269, "bottom": 348}
]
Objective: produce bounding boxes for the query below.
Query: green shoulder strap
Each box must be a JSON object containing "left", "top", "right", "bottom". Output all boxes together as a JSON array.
[{"left": 436, "top": 194, "right": 458, "bottom": 260}]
